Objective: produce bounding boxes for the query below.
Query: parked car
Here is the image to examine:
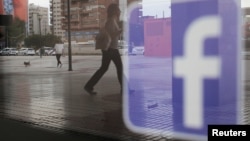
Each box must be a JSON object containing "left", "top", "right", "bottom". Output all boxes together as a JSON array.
[
  {"left": 44, "top": 47, "right": 53, "bottom": 55},
  {"left": 18, "top": 48, "right": 29, "bottom": 55},
  {"left": 9, "top": 48, "right": 18, "bottom": 55},
  {"left": 48, "top": 49, "right": 56, "bottom": 55},
  {"left": 118, "top": 40, "right": 129, "bottom": 55},
  {"left": 36, "top": 47, "right": 53, "bottom": 56},
  {"left": 26, "top": 48, "right": 35, "bottom": 56},
  {"left": 1, "top": 48, "right": 11, "bottom": 56},
  {"left": 131, "top": 46, "right": 144, "bottom": 55},
  {"left": 118, "top": 46, "right": 128, "bottom": 55},
  {"left": 35, "top": 49, "right": 41, "bottom": 55}
]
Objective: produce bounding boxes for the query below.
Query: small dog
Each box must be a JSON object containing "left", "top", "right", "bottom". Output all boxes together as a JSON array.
[{"left": 24, "top": 61, "right": 30, "bottom": 67}]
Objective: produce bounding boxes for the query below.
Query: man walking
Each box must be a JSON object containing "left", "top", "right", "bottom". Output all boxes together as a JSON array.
[{"left": 54, "top": 43, "right": 64, "bottom": 68}]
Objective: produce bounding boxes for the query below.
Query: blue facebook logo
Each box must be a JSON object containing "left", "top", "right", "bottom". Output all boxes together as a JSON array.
[
  {"left": 172, "top": 0, "right": 242, "bottom": 139},
  {"left": 174, "top": 16, "right": 221, "bottom": 129},
  {"left": 123, "top": 0, "right": 242, "bottom": 140}
]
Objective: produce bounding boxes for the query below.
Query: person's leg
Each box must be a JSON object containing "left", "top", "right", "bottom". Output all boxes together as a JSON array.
[
  {"left": 110, "top": 49, "right": 134, "bottom": 94},
  {"left": 58, "top": 54, "right": 62, "bottom": 67},
  {"left": 56, "top": 54, "right": 60, "bottom": 67},
  {"left": 84, "top": 50, "right": 111, "bottom": 93},
  {"left": 110, "top": 49, "right": 123, "bottom": 88},
  {"left": 115, "top": 50, "right": 123, "bottom": 86}
]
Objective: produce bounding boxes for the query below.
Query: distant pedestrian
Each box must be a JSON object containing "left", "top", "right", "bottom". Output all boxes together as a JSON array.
[
  {"left": 84, "top": 3, "right": 123, "bottom": 95},
  {"left": 54, "top": 43, "right": 64, "bottom": 68}
]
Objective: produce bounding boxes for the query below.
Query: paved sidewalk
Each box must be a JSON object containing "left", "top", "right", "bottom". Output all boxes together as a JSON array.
[
  {"left": 0, "top": 117, "right": 119, "bottom": 141},
  {"left": 0, "top": 56, "right": 176, "bottom": 141},
  {"left": 0, "top": 55, "right": 249, "bottom": 141}
]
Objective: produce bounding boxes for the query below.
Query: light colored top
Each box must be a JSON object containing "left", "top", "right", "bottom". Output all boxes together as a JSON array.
[
  {"left": 105, "top": 18, "right": 121, "bottom": 49},
  {"left": 54, "top": 44, "right": 64, "bottom": 54}
]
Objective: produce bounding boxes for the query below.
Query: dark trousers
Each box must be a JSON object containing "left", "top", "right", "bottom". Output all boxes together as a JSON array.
[
  {"left": 56, "top": 54, "right": 62, "bottom": 66},
  {"left": 85, "top": 49, "right": 123, "bottom": 90}
]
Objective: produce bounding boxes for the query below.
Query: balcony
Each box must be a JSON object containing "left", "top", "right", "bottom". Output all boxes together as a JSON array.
[
  {"left": 61, "top": 11, "right": 65, "bottom": 16},
  {"left": 50, "top": 4, "right": 53, "bottom": 10},
  {"left": 80, "top": 12, "right": 89, "bottom": 17},
  {"left": 70, "top": 18, "right": 79, "bottom": 23},
  {"left": 81, "top": 8, "right": 96, "bottom": 13},
  {"left": 71, "top": 0, "right": 79, "bottom": 3},
  {"left": 70, "top": 25, "right": 80, "bottom": 30},
  {"left": 70, "top": 10, "right": 79, "bottom": 15},
  {"left": 71, "top": 0, "right": 88, "bottom": 2},
  {"left": 61, "top": 4, "right": 64, "bottom": 9},
  {"left": 63, "top": 11, "right": 68, "bottom": 16},
  {"left": 62, "top": 18, "right": 68, "bottom": 23},
  {"left": 71, "top": 2, "right": 80, "bottom": 7},
  {"left": 62, "top": 23, "right": 99, "bottom": 30},
  {"left": 81, "top": 23, "right": 99, "bottom": 29},
  {"left": 62, "top": 25, "right": 67, "bottom": 30},
  {"left": 61, "top": 18, "right": 79, "bottom": 24}
]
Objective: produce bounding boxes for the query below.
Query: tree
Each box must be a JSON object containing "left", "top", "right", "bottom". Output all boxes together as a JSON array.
[
  {"left": 24, "top": 34, "right": 62, "bottom": 50},
  {"left": 42, "top": 34, "right": 62, "bottom": 47},
  {"left": 7, "top": 17, "right": 25, "bottom": 48},
  {"left": 24, "top": 35, "right": 40, "bottom": 50}
]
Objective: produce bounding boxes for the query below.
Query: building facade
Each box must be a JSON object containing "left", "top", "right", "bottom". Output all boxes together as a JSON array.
[
  {"left": 28, "top": 4, "right": 50, "bottom": 36},
  {"left": 61, "top": 0, "right": 119, "bottom": 42},
  {"left": 59, "top": 0, "right": 142, "bottom": 42},
  {"left": 50, "top": 0, "right": 65, "bottom": 41}
]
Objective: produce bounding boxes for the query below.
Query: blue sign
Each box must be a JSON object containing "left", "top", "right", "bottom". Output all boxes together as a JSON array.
[
  {"left": 172, "top": 0, "right": 241, "bottom": 140},
  {"left": 123, "top": 0, "right": 242, "bottom": 140}
]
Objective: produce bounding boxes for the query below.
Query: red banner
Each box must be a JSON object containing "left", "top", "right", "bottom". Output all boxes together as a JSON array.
[{"left": 0, "top": 0, "right": 28, "bottom": 22}]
